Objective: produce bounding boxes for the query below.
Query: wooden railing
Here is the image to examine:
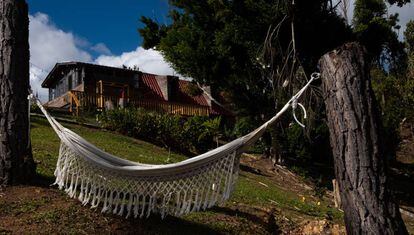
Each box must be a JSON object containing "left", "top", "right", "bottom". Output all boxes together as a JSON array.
[
  {"left": 69, "top": 90, "right": 99, "bottom": 111},
  {"left": 131, "top": 100, "right": 210, "bottom": 116},
  {"left": 67, "top": 90, "right": 211, "bottom": 116},
  {"left": 68, "top": 91, "right": 81, "bottom": 116}
]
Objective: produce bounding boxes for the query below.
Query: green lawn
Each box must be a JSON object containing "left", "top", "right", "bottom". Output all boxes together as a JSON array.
[
  {"left": 23, "top": 116, "right": 344, "bottom": 234},
  {"left": 31, "top": 116, "right": 186, "bottom": 178}
]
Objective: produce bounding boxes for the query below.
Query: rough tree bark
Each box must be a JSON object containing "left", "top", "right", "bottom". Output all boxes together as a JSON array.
[
  {"left": 319, "top": 42, "right": 407, "bottom": 234},
  {"left": 0, "top": 0, "right": 35, "bottom": 186}
]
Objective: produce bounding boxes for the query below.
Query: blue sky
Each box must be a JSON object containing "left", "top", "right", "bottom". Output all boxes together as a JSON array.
[{"left": 27, "top": 0, "right": 170, "bottom": 55}]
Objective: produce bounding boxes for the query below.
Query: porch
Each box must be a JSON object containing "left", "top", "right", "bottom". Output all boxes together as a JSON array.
[{"left": 63, "top": 90, "right": 211, "bottom": 116}]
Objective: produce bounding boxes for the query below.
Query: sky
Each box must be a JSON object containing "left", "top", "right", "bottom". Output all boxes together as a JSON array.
[
  {"left": 27, "top": 1, "right": 414, "bottom": 101},
  {"left": 27, "top": 0, "right": 171, "bottom": 55}
]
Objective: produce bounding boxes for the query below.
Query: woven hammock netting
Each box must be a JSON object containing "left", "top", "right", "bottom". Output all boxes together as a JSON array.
[{"left": 32, "top": 75, "right": 316, "bottom": 218}]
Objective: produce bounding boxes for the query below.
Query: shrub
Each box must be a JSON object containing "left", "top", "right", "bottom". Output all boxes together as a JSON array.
[
  {"left": 232, "top": 111, "right": 332, "bottom": 166},
  {"left": 97, "top": 108, "right": 223, "bottom": 155},
  {"left": 231, "top": 116, "right": 268, "bottom": 153}
]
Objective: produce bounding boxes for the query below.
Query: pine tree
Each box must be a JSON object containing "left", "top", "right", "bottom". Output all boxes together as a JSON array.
[
  {"left": 0, "top": 0, "right": 36, "bottom": 186},
  {"left": 353, "top": 0, "right": 406, "bottom": 71}
]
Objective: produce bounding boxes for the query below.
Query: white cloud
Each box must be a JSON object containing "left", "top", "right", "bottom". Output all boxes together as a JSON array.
[
  {"left": 95, "top": 47, "right": 180, "bottom": 76},
  {"left": 29, "top": 12, "right": 92, "bottom": 101},
  {"left": 91, "top": 43, "right": 112, "bottom": 55}
]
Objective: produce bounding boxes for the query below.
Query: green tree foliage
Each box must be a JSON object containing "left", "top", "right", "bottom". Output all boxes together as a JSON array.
[
  {"left": 368, "top": 21, "right": 414, "bottom": 159},
  {"left": 403, "top": 20, "right": 414, "bottom": 120},
  {"left": 139, "top": 17, "right": 168, "bottom": 49},
  {"left": 353, "top": 0, "right": 406, "bottom": 71},
  {"left": 370, "top": 68, "right": 403, "bottom": 157},
  {"left": 405, "top": 20, "right": 414, "bottom": 51},
  {"left": 139, "top": 1, "right": 350, "bottom": 114},
  {"left": 138, "top": 0, "right": 351, "bottom": 165},
  {"left": 387, "top": 0, "right": 411, "bottom": 6},
  {"left": 406, "top": 20, "right": 414, "bottom": 76}
]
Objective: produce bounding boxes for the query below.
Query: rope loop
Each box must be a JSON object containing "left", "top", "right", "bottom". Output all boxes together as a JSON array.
[
  {"left": 311, "top": 72, "right": 320, "bottom": 80},
  {"left": 290, "top": 72, "right": 319, "bottom": 128},
  {"left": 291, "top": 98, "right": 307, "bottom": 128}
]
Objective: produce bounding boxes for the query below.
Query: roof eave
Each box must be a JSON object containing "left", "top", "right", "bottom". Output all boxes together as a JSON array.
[{"left": 41, "top": 63, "right": 61, "bottom": 88}]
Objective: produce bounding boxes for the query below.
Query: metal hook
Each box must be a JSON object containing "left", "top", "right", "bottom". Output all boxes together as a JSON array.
[
  {"left": 292, "top": 99, "right": 307, "bottom": 128},
  {"left": 311, "top": 72, "right": 320, "bottom": 80}
]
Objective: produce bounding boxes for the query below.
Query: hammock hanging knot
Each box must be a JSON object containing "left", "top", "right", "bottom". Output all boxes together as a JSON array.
[
  {"left": 290, "top": 72, "right": 319, "bottom": 128},
  {"left": 291, "top": 98, "right": 307, "bottom": 128}
]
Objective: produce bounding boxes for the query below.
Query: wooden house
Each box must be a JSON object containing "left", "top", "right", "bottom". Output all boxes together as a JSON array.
[{"left": 41, "top": 62, "right": 231, "bottom": 116}]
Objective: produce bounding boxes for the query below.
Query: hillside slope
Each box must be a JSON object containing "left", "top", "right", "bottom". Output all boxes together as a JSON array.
[{"left": 0, "top": 117, "right": 411, "bottom": 234}]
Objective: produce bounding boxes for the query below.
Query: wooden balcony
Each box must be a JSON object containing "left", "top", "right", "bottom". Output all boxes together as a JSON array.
[{"left": 67, "top": 90, "right": 211, "bottom": 116}]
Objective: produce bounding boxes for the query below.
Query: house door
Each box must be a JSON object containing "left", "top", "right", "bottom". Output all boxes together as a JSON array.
[{"left": 68, "top": 75, "right": 73, "bottom": 90}]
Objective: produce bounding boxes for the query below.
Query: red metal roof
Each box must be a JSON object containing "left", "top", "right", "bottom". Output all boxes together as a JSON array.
[
  {"left": 138, "top": 72, "right": 232, "bottom": 116},
  {"left": 139, "top": 73, "right": 210, "bottom": 106},
  {"left": 139, "top": 73, "right": 165, "bottom": 101},
  {"left": 177, "top": 80, "right": 209, "bottom": 106}
]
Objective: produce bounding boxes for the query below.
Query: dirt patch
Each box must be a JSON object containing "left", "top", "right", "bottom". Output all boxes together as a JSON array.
[
  {"left": 0, "top": 186, "right": 218, "bottom": 234},
  {"left": 0, "top": 158, "right": 341, "bottom": 235},
  {"left": 292, "top": 219, "right": 346, "bottom": 235},
  {"left": 240, "top": 154, "right": 336, "bottom": 206},
  {"left": 2, "top": 153, "right": 411, "bottom": 234},
  {"left": 0, "top": 185, "right": 297, "bottom": 234},
  {"left": 241, "top": 154, "right": 314, "bottom": 194}
]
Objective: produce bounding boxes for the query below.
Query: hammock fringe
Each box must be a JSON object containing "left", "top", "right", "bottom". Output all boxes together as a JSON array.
[{"left": 54, "top": 142, "right": 239, "bottom": 218}]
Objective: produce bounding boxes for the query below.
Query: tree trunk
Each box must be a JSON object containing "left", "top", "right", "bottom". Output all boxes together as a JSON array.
[
  {"left": 319, "top": 42, "right": 407, "bottom": 234},
  {"left": 0, "top": 0, "right": 35, "bottom": 186}
]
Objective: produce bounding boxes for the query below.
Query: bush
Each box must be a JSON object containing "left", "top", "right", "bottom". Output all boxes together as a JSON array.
[
  {"left": 97, "top": 108, "right": 222, "bottom": 155},
  {"left": 231, "top": 116, "right": 267, "bottom": 153},
  {"left": 231, "top": 110, "right": 332, "bottom": 167}
]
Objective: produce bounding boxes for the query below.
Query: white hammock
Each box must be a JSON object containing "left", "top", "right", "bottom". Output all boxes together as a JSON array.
[{"left": 32, "top": 75, "right": 317, "bottom": 219}]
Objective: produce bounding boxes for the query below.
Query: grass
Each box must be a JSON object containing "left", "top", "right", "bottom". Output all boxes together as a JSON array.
[
  {"left": 3, "top": 116, "right": 345, "bottom": 234},
  {"left": 31, "top": 116, "right": 186, "bottom": 178}
]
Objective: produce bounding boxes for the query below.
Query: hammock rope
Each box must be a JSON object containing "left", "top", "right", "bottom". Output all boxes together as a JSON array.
[{"left": 29, "top": 73, "right": 318, "bottom": 218}]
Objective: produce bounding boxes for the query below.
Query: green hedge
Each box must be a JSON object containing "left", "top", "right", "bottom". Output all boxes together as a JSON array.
[{"left": 97, "top": 108, "right": 221, "bottom": 155}]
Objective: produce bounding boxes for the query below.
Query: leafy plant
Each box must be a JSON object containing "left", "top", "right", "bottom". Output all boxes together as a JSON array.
[{"left": 97, "top": 108, "right": 223, "bottom": 155}]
